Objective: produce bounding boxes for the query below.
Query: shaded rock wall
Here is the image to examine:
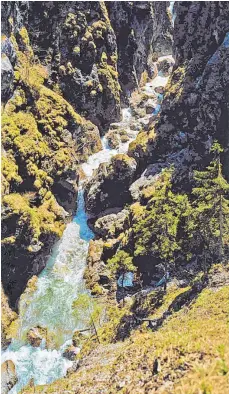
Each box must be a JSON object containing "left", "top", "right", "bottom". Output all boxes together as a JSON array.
[
  {"left": 106, "top": 1, "right": 173, "bottom": 97},
  {"left": 153, "top": 1, "right": 229, "bottom": 180}
]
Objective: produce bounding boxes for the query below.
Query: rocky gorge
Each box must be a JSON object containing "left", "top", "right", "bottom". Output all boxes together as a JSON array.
[{"left": 1, "top": 2, "right": 229, "bottom": 394}]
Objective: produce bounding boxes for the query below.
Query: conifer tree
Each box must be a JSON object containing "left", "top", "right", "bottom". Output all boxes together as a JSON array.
[
  {"left": 188, "top": 142, "right": 229, "bottom": 266},
  {"left": 133, "top": 169, "right": 190, "bottom": 274}
]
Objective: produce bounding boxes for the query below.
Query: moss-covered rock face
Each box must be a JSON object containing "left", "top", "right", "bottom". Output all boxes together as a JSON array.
[
  {"left": 2, "top": 1, "right": 122, "bottom": 131},
  {"left": 1, "top": 25, "right": 102, "bottom": 307}
]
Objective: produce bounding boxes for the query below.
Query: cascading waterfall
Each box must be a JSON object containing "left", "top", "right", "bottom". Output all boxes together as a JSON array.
[{"left": 2, "top": 60, "right": 173, "bottom": 393}]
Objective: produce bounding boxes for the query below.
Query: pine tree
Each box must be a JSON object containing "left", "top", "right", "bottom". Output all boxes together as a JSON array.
[
  {"left": 188, "top": 142, "right": 229, "bottom": 266},
  {"left": 133, "top": 168, "right": 190, "bottom": 274}
]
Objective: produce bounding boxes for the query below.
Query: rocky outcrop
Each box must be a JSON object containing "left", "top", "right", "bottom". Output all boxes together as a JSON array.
[
  {"left": 106, "top": 1, "right": 173, "bottom": 97},
  {"left": 63, "top": 345, "right": 80, "bottom": 361},
  {"left": 1, "top": 360, "right": 18, "bottom": 394},
  {"left": 27, "top": 326, "right": 47, "bottom": 347},
  {"left": 85, "top": 154, "right": 137, "bottom": 216},
  {"left": 84, "top": 239, "right": 108, "bottom": 295},
  {"left": 1, "top": 286, "right": 18, "bottom": 349},
  {"left": 94, "top": 209, "right": 129, "bottom": 238}
]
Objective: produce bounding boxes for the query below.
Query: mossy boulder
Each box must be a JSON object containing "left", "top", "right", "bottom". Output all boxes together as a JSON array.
[
  {"left": 94, "top": 209, "right": 129, "bottom": 239},
  {"left": 128, "top": 128, "right": 157, "bottom": 170},
  {"left": 85, "top": 154, "right": 137, "bottom": 216}
]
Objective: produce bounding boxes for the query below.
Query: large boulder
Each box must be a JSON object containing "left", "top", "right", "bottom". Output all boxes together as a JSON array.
[
  {"left": 1, "top": 360, "right": 18, "bottom": 394},
  {"left": 94, "top": 209, "right": 129, "bottom": 238},
  {"left": 63, "top": 345, "right": 80, "bottom": 361},
  {"left": 85, "top": 154, "right": 137, "bottom": 216},
  {"left": 27, "top": 326, "right": 47, "bottom": 348}
]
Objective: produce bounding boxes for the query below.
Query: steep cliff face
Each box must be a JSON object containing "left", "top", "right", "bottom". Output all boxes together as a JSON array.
[
  {"left": 106, "top": 1, "right": 173, "bottom": 96},
  {"left": 154, "top": 1, "right": 229, "bottom": 178}
]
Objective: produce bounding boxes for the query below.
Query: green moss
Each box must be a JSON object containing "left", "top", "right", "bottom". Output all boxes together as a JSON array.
[
  {"left": 91, "top": 283, "right": 104, "bottom": 296},
  {"left": 73, "top": 46, "right": 80, "bottom": 55},
  {"left": 1, "top": 155, "right": 22, "bottom": 186},
  {"left": 98, "top": 51, "right": 120, "bottom": 103},
  {"left": 3, "top": 193, "right": 65, "bottom": 248},
  {"left": 19, "top": 27, "right": 30, "bottom": 46},
  {"left": 164, "top": 63, "right": 188, "bottom": 100},
  {"left": 128, "top": 128, "right": 156, "bottom": 159}
]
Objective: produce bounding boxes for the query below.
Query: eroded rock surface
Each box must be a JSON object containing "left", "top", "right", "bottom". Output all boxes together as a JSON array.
[{"left": 1, "top": 360, "right": 18, "bottom": 394}]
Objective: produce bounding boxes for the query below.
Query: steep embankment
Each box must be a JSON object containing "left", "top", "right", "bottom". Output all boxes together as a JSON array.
[
  {"left": 22, "top": 265, "right": 229, "bottom": 394},
  {"left": 1, "top": 1, "right": 172, "bottom": 308}
]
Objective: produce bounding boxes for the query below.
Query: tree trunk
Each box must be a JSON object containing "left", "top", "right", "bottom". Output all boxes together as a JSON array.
[
  {"left": 91, "top": 314, "right": 100, "bottom": 344},
  {"left": 219, "top": 193, "right": 224, "bottom": 260}
]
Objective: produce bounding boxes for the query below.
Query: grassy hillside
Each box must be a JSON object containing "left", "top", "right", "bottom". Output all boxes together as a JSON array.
[{"left": 22, "top": 264, "right": 229, "bottom": 394}]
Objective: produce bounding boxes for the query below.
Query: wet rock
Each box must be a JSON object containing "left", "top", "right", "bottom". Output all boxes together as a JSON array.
[
  {"left": 85, "top": 154, "right": 137, "bottom": 216},
  {"left": 154, "top": 86, "right": 165, "bottom": 95},
  {"left": 52, "top": 175, "right": 79, "bottom": 215},
  {"left": 27, "top": 326, "right": 47, "bottom": 347},
  {"left": 1, "top": 360, "right": 18, "bottom": 394},
  {"left": 148, "top": 61, "right": 158, "bottom": 79},
  {"left": 106, "top": 130, "right": 120, "bottom": 149},
  {"left": 63, "top": 345, "right": 80, "bottom": 361}
]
